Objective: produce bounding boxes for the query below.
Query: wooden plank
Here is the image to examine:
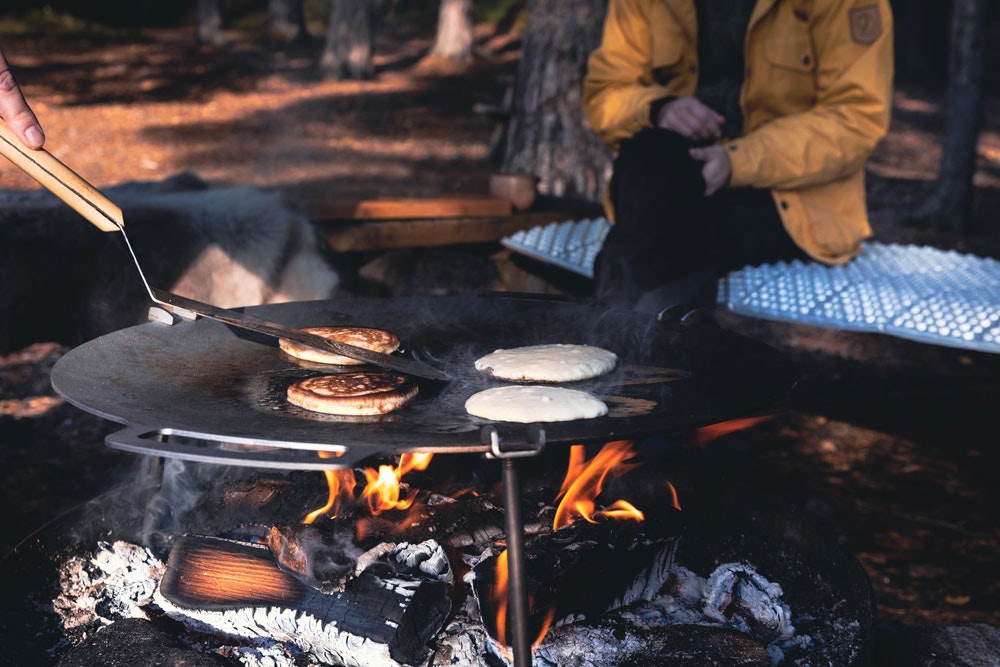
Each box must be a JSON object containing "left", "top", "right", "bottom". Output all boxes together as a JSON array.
[
  {"left": 306, "top": 197, "right": 513, "bottom": 220},
  {"left": 316, "top": 211, "right": 578, "bottom": 252}
]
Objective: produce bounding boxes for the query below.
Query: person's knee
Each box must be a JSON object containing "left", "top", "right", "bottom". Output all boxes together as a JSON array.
[{"left": 611, "top": 128, "right": 705, "bottom": 212}]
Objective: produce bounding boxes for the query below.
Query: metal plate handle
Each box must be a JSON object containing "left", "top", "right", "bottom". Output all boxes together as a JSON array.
[{"left": 105, "top": 425, "right": 372, "bottom": 470}]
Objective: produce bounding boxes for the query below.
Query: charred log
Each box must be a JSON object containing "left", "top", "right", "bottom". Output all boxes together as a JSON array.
[
  {"left": 471, "top": 518, "right": 680, "bottom": 646},
  {"left": 156, "top": 534, "right": 451, "bottom": 666}
]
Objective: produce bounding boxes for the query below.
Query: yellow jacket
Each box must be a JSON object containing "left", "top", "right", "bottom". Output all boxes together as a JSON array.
[{"left": 583, "top": 0, "right": 894, "bottom": 265}]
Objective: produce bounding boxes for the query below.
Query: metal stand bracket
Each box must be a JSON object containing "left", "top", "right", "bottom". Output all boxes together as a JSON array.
[{"left": 482, "top": 424, "right": 545, "bottom": 667}]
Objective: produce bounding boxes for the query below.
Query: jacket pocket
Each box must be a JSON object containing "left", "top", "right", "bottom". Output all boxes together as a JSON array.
[{"left": 764, "top": 32, "right": 816, "bottom": 74}]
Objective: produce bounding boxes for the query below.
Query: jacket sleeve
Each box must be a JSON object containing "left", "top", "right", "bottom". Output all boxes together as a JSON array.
[
  {"left": 727, "top": 0, "right": 894, "bottom": 190},
  {"left": 582, "top": 0, "right": 676, "bottom": 149}
]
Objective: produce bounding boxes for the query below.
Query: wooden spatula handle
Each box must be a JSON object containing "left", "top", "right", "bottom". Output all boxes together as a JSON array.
[{"left": 0, "top": 122, "right": 123, "bottom": 232}]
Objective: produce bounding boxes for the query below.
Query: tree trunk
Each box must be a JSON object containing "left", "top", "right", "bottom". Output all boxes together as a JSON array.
[
  {"left": 429, "top": 0, "right": 475, "bottom": 62},
  {"left": 500, "top": 0, "right": 612, "bottom": 202},
  {"left": 910, "top": 0, "right": 987, "bottom": 234},
  {"left": 321, "top": 0, "right": 375, "bottom": 80},
  {"left": 196, "top": 0, "right": 226, "bottom": 46},
  {"left": 269, "top": 0, "right": 308, "bottom": 41}
]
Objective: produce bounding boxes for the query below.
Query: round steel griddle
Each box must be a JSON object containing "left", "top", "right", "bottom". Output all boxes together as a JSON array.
[{"left": 51, "top": 293, "right": 797, "bottom": 469}]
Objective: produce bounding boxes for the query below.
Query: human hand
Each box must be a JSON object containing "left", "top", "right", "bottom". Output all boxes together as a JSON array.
[
  {"left": 656, "top": 96, "right": 724, "bottom": 143},
  {"left": 0, "top": 47, "right": 44, "bottom": 149},
  {"left": 688, "top": 145, "right": 732, "bottom": 196}
]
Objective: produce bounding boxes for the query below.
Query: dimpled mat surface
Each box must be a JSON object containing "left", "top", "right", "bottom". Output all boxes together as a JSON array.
[
  {"left": 501, "top": 217, "right": 612, "bottom": 278},
  {"left": 502, "top": 219, "right": 1000, "bottom": 354},
  {"left": 719, "top": 242, "right": 1000, "bottom": 353}
]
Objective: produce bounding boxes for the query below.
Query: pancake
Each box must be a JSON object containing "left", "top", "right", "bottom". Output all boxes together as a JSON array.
[
  {"left": 286, "top": 372, "right": 418, "bottom": 415},
  {"left": 474, "top": 344, "right": 618, "bottom": 383},
  {"left": 279, "top": 326, "right": 400, "bottom": 365},
  {"left": 464, "top": 385, "right": 608, "bottom": 423}
]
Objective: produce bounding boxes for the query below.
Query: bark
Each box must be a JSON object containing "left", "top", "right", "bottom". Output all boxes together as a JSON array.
[
  {"left": 269, "top": 0, "right": 308, "bottom": 41},
  {"left": 321, "top": 0, "right": 376, "bottom": 80},
  {"left": 196, "top": 0, "right": 226, "bottom": 46},
  {"left": 429, "top": 0, "right": 475, "bottom": 62},
  {"left": 501, "top": 0, "right": 612, "bottom": 202},
  {"left": 909, "top": 0, "right": 987, "bottom": 234}
]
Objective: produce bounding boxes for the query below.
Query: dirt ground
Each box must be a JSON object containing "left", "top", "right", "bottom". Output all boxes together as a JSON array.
[{"left": 0, "top": 23, "right": 998, "bottom": 641}]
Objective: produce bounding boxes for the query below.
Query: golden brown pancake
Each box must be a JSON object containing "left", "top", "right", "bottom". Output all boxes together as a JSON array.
[
  {"left": 286, "top": 372, "right": 418, "bottom": 415},
  {"left": 279, "top": 326, "right": 400, "bottom": 365}
]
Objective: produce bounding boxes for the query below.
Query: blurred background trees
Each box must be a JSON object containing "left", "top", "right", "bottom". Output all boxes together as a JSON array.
[{"left": 0, "top": 0, "right": 996, "bottom": 231}]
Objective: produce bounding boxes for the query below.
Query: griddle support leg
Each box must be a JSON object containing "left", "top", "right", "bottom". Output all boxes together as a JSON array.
[{"left": 501, "top": 458, "right": 531, "bottom": 667}]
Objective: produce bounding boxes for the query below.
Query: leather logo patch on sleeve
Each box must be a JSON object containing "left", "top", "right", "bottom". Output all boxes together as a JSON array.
[{"left": 849, "top": 5, "right": 882, "bottom": 45}]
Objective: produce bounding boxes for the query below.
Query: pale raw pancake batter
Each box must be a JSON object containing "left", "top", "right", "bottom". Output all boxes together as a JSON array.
[
  {"left": 474, "top": 344, "right": 617, "bottom": 382},
  {"left": 465, "top": 385, "right": 608, "bottom": 423},
  {"left": 279, "top": 326, "right": 399, "bottom": 365}
]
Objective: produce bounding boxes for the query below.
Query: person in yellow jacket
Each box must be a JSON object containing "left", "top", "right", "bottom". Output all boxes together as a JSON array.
[{"left": 584, "top": 0, "right": 893, "bottom": 313}]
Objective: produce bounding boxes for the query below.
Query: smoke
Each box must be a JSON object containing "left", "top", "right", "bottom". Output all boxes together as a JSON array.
[{"left": 135, "top": 457, "right": 242, "bottom": 553}]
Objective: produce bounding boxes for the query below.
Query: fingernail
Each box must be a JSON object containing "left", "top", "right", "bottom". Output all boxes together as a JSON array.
[{"left": 25, "top": 126, "right": 43, "bottom": 148}]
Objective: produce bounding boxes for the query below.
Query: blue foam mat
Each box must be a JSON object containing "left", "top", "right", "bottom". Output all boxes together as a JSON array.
[
  {"left": 719, "top": 242, "right": 1000, "bottom": 353},
  {"left": 502, "top": 219, "right": 1000, "bottom": 353}
]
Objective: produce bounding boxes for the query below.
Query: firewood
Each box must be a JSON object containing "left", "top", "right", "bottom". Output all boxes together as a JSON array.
[
  {"left": 155, "top": 534, "right": 451, "bottom": 667},
  {"left": 471, "top": 518, "right": 681, "bottom": 646}
]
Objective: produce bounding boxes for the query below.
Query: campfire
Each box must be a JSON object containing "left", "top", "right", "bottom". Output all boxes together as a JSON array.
[
  {"left": 0, "top": 294, "right": 871, "bottom": 665},
  {"left": 36, "top": 432, "right": 870, "bottom": 667}
]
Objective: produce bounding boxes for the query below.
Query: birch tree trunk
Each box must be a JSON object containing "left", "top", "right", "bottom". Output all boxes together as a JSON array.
[
  {"left": 909, "top": 0, "right": 987, "bottom": 234},
  {"left": 197, "top": 0, "right": 226, "bottom": 46},
  {"left": 321, "top": 0, "right": 376, "bottom": 80},
  {"left": 429, "top": 0, "right": 475, "bottom": 62},
  {"left": 500, "top": 0, "right": 611, "bottom": 202}
]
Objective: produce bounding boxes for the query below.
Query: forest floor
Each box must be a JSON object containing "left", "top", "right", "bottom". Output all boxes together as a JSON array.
[{"left": 0, "top": 21, "right": 998, "bottom": 641}]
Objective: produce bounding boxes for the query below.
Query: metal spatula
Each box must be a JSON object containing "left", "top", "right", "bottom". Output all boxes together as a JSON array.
[{"left": 0, "top": 123, "right": 451, "bottom": 381}]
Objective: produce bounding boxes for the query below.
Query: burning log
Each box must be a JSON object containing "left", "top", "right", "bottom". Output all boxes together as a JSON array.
[
  {"left": 470, "top": 518, "right": 681, "bottom": 650},
  {"left": 155, "top": 534, "right": 451, "bottom": 666}
]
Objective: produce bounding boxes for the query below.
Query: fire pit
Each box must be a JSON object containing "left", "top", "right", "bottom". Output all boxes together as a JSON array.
[{"left": 0, "top": 292, "right": 857, "bottom": 666}]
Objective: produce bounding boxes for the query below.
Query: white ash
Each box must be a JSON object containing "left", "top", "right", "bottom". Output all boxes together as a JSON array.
[
  {"left": 216, "top": 643, "right": 312, "bottom": 667},
  {"left": 392, "top": 540, "right": 454, "bottom": 584},
  {"left": 702, "top": 562, "right": 796, "bottom": 643},
  {"left": 354, "top": 542, "right": 397, "bottom": 576},
  {"left": 53, "top": 541, "right": 164, "bottom": 632},
  {"left": 429, "top": 598, "right": 492, "bottom": 667},
  {"left": 477, "top": 562, "right": 801, "bottom": 667}
]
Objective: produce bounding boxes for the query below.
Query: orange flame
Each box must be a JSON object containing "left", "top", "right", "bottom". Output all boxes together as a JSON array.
[
  {"left": 361, "top": 452, "right": 434, "bottom": 515},
  {"left": 689, "top": 414, "right": 774, "bottom": 446},
  {"left": 491, "top": 549, "right": 556, "bottom": 651},
  {"left": 552, "top": 441, "right": 643, "bottom": 531},
  {"left": 492, "top": 549, "right": 509, "bottom": 648},
  {"left": 304, "top": 452, "right": 434, "bottom": 522},
  {"left": 667, "top": 480, "right": 682, "bottom": 511},
  {"left": 303, "top": 452, "right": 356, "bottom": 524}
]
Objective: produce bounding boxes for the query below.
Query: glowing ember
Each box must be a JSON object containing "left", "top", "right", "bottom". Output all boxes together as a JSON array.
[{"left": 552, "top": 441, "right": 644, "bottom": 531}]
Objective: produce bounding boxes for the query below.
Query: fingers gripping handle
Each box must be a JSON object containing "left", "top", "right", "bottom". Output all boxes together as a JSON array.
[{"left": 0, "top": 122, "right": 123, "bottom": 232}]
